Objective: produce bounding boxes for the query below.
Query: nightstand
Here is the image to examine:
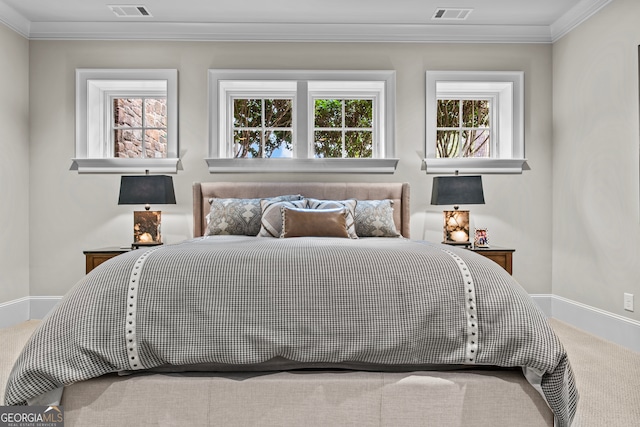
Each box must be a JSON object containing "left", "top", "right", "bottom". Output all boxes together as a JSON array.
[
  {"left": 83, "top": 247, "right": 131, "bottom": 273},
  {"left": 468, "top": 247, "right": 515, "bottom": 275}
]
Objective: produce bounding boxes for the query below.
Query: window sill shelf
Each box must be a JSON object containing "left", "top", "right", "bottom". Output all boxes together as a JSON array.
[
  {"left": 423, "top": 158, "right": 527, "bottom": 174},
  {"left": 71, "top": 158, "right": 180, "bottom": 174},
  {"left": 205, "top": 158, "right": 399, "bottom": 174}
]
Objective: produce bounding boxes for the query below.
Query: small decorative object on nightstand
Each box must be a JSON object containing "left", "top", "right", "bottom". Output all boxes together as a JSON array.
[{"left": 474, "top": 228, "right": 489, "bottom": 248}]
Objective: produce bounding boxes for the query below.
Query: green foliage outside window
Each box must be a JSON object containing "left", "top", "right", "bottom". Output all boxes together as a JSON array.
[
  {"left": 314, "top": 99, "right": 373, "bottom": 158},
  {"left": 437, "top": 99, "right": 490, "bottom": 158},
  {"left": 232, "top": 98, "right": 374, "bottom": 159},
  {"left": 233, "top": 99, "right": 293, "bottom": 158}
]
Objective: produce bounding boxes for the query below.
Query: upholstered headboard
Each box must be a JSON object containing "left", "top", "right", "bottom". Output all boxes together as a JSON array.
[{"left": 193, "top": 182, "right": 411, "bottom": 238}]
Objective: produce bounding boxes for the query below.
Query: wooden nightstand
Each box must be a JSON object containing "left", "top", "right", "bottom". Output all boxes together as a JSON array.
[
  {"left": 468, "top": 247, "right": 515, "bottom": 275},
  {"left": 83, "top": 247, "right": 130, "bottom": 273}
]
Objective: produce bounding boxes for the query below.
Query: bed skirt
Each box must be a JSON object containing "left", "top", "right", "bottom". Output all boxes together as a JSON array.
[{"left": 61, "top": 369, "right": 553, "bottom": 426}]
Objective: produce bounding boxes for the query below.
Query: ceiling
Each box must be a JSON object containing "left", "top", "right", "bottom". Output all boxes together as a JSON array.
[{"left": 0, "top": 0, "right": 612, "bottom": 43}]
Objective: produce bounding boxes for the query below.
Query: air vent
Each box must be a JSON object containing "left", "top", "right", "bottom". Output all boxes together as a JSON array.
[
  {"left": 108, "top": 5, "right": 152, "bottom": 18},
  {"left": 432, "top": 8, "right": 473, "bottom": 21}
]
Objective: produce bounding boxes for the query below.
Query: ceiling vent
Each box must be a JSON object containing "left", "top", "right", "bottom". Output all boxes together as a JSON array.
[
  {"left": 108, "top": 5, "right": 152, "bottom": 18},
  {"left": 432, "top": 8, "right": 473, "bottom": 21}
]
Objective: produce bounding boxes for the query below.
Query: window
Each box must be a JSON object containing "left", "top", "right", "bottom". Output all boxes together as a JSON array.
[
  {"left": 314, "top": 99, "right": 373, "bottom": 158},
  {"left": 74, "top": 69, "right": 178, "bottom": 173},
  {"left": 436, "top": 99, "right": 491, "bottom": 158},
  {"left": 208, "top": 70, "right": 397, "bottom": 173},
  {"left": 113, "top": 97, "right": 167, "bottom": 159},
  {"left": 425, "top": 71, "right": 525, "bottom": 174},
  {"left": 218, "top": 80, "right": 297, "bottom": 159},
  {"left": 233, "top": 98, "right": 293, "bottom": 158}
]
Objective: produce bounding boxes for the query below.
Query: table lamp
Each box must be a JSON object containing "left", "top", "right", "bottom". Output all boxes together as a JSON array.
[
  {"left": 431, "top": 173, "right": 484, "bottom": 246},
  {"left": 118, "top": 172, "right": 176, "bottom": 248}
]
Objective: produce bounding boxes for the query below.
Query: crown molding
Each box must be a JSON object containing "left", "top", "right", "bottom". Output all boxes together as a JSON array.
[
  {"left": 0, "top": 1, "right": 29, "bottom": 38},
  {"left": 0, "top": 0, "right": 611, "bottom": 43},
  {"left": 24, "top": 21, "right": 553, "bottom": 43},
  {"left": 550, "top": 0, "right": 612, "bottom": 42}
]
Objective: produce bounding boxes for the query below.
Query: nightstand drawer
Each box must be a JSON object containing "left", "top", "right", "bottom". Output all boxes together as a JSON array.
[
  {"left": 84, "top": 248, "right": 130, "bottom": 273},
  {"left": 469, "top": 247, "right": 514, "bottom": 275}
]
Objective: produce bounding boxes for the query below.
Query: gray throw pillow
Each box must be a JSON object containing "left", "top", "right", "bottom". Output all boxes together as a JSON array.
[
  {"left": 258, "top": 199, "right": 308, "bottom": 237},
  {"left": 206, "top": 195, "right": 301, "bottom": 236},
  {"left": 354, "top": 199, "right": 401, "bottom": 237}
]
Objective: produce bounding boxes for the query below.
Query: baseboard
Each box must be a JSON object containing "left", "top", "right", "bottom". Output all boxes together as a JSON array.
[
  {"left": 2, "top": 294, "right": 639, "bottom": 353},
  {"left": 530, "top": 294, "right": 553, "bottom": 317},
  {"left": 531, "top": 294, "right": 640, "bottom": 353},
  {"left": 0, "top": 296, "right": 62, "bottom": 328},
  {"left": 30, "top": 296, "right": 63, "bottom": 319},
  {"left": 0, "top": 297, "right": 30, "bottom": 329}
]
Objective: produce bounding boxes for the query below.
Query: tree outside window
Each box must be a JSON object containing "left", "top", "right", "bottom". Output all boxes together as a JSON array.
[
  {"left": 436, "top": 99, "right": 490, "bottom": 158},
  {"left": 425, "top": 70, "right": 525, "bottom": 174},
  {"left": 313, "top": 99, "right": 373, "bottom": 158},
  {"left": 208, "top": 70, "right": 397, "bottom": 173},
  {"left": 232, "top": 98, "right": 293, "bottom": 158}
]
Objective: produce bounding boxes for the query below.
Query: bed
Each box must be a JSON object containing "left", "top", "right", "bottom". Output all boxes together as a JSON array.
[{"left": 5, "top": 181, "right": 577, "bottom": 426}]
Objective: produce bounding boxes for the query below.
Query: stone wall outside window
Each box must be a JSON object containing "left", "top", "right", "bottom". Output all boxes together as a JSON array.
[{"left": 114, "top": 98, "right": 167, "bottom": 158}]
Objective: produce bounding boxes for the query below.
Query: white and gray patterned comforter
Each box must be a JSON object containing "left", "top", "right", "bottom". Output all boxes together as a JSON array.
[{"left": 4, "top": 236, "right": 578, "bottom": 426}]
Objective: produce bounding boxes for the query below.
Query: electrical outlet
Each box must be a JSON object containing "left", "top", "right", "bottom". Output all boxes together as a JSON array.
[{"left": 624, "top": 293, "right": 634, "bottom": 312}]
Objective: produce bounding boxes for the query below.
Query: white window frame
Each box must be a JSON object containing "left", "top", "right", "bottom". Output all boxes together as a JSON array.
[
  {"left": 208, "top": 70, "right": 397, "bottom": 174},
  {"left": 425, "top": 71, "right": 525, "bottom": 174},
  {"left": 219, "top": 80, "right": 297, "bottom": 158},
  {"left": 307, "top": 81, "right": 384, "bottom": 159},
  {"left": 74, "top": 69, "right": 179, "bottom": 173}
]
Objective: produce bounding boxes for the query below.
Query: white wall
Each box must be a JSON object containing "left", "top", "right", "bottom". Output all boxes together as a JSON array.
[
  {"left": 553, "top": 0, "right": 640, "bottom": 322},
  {"left": 0, "top": 23, "right": 29, "bottom": 304},
  {"left": 27, "top": 40, "right": 553, "bottom": 296}
]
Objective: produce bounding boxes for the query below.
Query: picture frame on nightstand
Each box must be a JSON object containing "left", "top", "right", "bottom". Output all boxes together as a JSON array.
[{"left": 474, "top": 228, "right": 489, "bottom": 248}]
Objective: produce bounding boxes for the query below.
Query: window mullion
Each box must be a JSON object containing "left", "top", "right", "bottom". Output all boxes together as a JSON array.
[
  {"left": 298, "top": 81, "right": 309, "bottom": 159},
  {"left": 141, "top": 97, "right": 146, "bottom": 159},
  {"left": 261, "top": 98, "right": 266, "bottom": 158},
  {"left": 458, "top": 99, "right": 463, "bottom": 159}
]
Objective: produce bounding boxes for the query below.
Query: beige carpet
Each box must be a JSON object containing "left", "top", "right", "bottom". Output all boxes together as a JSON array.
[
  {"left": 1, "top": 319, "right": 639, "bottom": 426},
  {"left": 0, "top": 320, "right": 40, "bottom": 404},
  {"left": 548, "top": 319, "right": 640, "bottom": 427}
]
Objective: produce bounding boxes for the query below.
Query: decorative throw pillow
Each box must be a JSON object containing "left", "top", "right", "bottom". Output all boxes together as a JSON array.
[
  {"left": 258, "top": 199, "right": 308, "bottom": 237},
  {"left": 206, "top": 195, "right": 301, "bottom": 236},
  {"left": 281, "top": 207, "right": 350, "bottom": 238},
  {"left": 354, "top": 199, "right": 401, "bottom": 237},
  {"left": 306, "top": 198, "right": 358, "bottom": 239}
]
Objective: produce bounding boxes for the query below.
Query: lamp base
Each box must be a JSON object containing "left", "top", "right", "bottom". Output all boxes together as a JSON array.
[
  {"left": 443, "top": 210, "right": 470, "bottom": 245},
  {"left": 133, "top": 210, "right": 162, "bottom": 246}
]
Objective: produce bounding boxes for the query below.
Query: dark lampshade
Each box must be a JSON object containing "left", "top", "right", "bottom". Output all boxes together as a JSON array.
[
  {"left": 431, "top": 175, "right": 485, "bottom": 206},
  {"left": 118, "top": 175, "right": 176, "bottom": 206}
]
